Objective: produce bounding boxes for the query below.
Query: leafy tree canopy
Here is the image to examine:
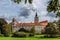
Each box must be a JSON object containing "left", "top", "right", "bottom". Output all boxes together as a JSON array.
[
  {"left": 12, "top": 0, "right": 32, "bottom": 4},
  {"left": 47, "top": 0, "right": 60, "bottom": 17}
]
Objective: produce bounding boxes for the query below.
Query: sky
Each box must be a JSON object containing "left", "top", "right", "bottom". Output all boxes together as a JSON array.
[{"left": 0, "top": 0, "right": 58, "bottom": 23}]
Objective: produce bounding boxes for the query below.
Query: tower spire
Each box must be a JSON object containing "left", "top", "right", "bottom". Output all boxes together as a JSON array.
[
  {"left": 34, "top": 12, "right": 39, "bottom": 25},
  {"left": 35, "top": 12, "right": 38, "bottom": 18}
]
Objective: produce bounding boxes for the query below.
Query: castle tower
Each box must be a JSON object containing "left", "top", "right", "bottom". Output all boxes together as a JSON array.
[
  {"left": 34, "top": 12, "right": 39, "bottom": 25},
  {"left": 12, "top": 18, "right": 17, "bottom": 25}
]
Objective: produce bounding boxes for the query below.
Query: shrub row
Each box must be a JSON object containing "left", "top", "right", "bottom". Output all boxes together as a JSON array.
[{"left": 12, "top": 32, "right": 34, "bottom": 37}]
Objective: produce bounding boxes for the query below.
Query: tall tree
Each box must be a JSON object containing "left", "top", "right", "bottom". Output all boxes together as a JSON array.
[
  {"left": 0, "top": 18, "right": 11, "bottom": 36},
  {"left": 3, "top": 24, "right": 11, "bottom": 37},
  {"left": 0, "top": 18, "right": 7, "bottom": 34},
  {"left": 47, "top": 0, "right": 60, "bottom": 17},
  {"left": 12, "top": 0, "right": 32, "bottom": 4},
  {"left": 47, "top": 0, "right": 60, "bottom": 33}
]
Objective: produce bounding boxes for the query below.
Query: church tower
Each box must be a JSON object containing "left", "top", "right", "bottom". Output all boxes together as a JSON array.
[
  {"left": 34, "top": 12, "right": 39, "bottom": 25},
  {"left": 12, "top": 18, "right": 17, "bottom": 25}
]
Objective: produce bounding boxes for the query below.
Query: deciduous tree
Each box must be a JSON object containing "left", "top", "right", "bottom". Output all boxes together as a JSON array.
[{"left": 12, "top": 0, "right": 32, "bottom": 4}]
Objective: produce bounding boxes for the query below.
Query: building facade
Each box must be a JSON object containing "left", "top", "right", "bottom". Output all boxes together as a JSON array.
[{"left": 10, "top": 12, "right": 48, "bottom": 34}]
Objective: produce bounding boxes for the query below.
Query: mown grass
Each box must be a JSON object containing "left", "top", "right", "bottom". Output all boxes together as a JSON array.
[{"left": 0, "top": 35, "right": 60, "bottom": 40}]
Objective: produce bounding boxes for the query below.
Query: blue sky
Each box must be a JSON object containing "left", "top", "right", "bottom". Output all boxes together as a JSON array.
[{"left": 0, "top": 0, "right": 58, "bottom": 23}]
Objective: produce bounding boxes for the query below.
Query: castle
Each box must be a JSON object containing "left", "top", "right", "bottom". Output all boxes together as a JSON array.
[{"left": 10, "top": 12, "right": 48, "bottom": 34}]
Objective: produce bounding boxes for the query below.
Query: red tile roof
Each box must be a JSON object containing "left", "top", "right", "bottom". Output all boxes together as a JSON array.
[
  {"left": 39, "top": 20, "right": 48, "bottom": 26},
  {"left": 16, "top": 23, "right": 35, "bottom": 27},
  {"left": 14, "top": 20, "right": 48, "bottom": 27}
]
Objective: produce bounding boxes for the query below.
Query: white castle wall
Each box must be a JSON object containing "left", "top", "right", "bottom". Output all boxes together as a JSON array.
[
  {"left": 12, "top": 26, "right": 32, "bottom": 33},
  {"left": 12, "top": 25, "right": 45, "bottom": 34}
]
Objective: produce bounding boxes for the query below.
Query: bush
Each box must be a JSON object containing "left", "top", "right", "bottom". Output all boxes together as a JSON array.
[
  {"left": 12, "top": 32, "right": 35, "bottom": 37},
  {"left": 29, "top": 33, "right": 34, "bottom": 37},
  {"left": 12, "top": 32, "right": 29, "bottom": 37},
  {"left": 0, "top": 34, "right": 4, "bottom": 37},
  {"left": 19, "top": 28, "right": 29, "bottom": 33}
]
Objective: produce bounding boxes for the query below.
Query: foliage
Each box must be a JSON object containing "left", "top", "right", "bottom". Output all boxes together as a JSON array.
[
  {"left": 47, "top": 0, "right": 60, "bottom": 17},
  {"left": 12, "top": 32, "right": 35, "bottom": 37},
  {"left": 12, "top": 32, "right": 29, "bottom": 37},
  {"left": 0, "top": 18, "right": 7, "bottom": 34},
  {"left": 0, "top": 18, "right": 12, "bottom": 37},
  {"left": 30, "top": 27, "right": 35, "bottom": 35},
  {"left": 0, "top": 34, "right": 4, "bottom": 37},
  {"left": 2, "top": 24, "right": 11, "bottom": 37},
  {"left": 13, "top": 27, "right": 35, "bottom": 37},
  {"left": 56, "top": 19, "right": 60, "bottom": 35},
  {"left": 47, "top": 0, "right": 58, "bottom": 12},
  {"left": 18, "top": 28, "right": 29, "bottom": 33},
  {"left": 56, "top": 12, "right": 60, "bottom": 17},
  {"left": 45, "top": 23, "right": 59, "bottom": 38},
  {"left": 12, "top": 0, "right": 32, "bottom": 4},
  {"left": 29, "top": 33, "right": 34, "bottom": 37},
  {"left": 28, "top": 0, "right": 32, "bottom": 4},
  {"left": 12, "top": 0, "right": 21, "bottom": 4}
]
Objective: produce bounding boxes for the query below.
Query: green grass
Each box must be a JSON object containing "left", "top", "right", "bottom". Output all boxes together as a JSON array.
[{"left": 0, "top": 35, "right": 60, "bottom": 40}]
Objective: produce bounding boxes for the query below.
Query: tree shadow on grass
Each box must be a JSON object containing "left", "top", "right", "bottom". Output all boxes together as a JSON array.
[{"left": 34, "top": 36, "right": 58, "bottom": 39}]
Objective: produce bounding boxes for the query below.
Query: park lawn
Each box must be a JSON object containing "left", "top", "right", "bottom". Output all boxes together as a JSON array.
[{"left": 0, "top": 35, "right": 60, "bottom": 40}]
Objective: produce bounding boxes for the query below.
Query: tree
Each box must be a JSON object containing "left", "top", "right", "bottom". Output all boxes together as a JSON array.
[
  {"left": 47, "top": 0, "right": 60, "bottom": 17},
  {"left": 19, "top": 28, "right": 29, "bottom": 32},
  {"left": 56, "top": 19, "right": 60, "bottom": 35},
  {"left": 0, "top": 18, "right": 7, "bottom": 34},
  {"left": 29, "top": 27, "right": 35, "bottom": 36},
  {"left": 2, "top": 24, "right": 11, "bottom": 37},
  {"left": 45, "top": 23, "right": 58, "bottom": 38},
  {"left": 12, "top": 0, "right": 32, "bottom": 4},
  {"left": 0, "top": 18, "right": 11, "bottom": 37},
  {"left": 30, "top": 27, "right": 35, "bottom": 34}
]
